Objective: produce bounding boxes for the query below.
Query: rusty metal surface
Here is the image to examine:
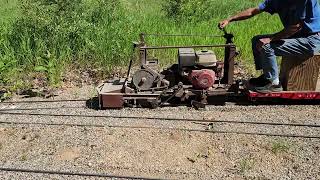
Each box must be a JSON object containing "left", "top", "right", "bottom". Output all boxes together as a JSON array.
[
  {"left": 222, "top": 45, "right": 237, "bottom": 85},
  {"left": 98, "top": 31, "right": 240, "bottom": 109},
  {"left": 100, "top": 90, "right": 124, "bottom": 109},
  {"left": 140, "top": 44, "right": 235, "bottom": 50},
  {"left": 132, "top": 69, "right": 155, "bottom": 91},
  {"left": 142, "top": 33, "right": 224, "bottom": 38}
]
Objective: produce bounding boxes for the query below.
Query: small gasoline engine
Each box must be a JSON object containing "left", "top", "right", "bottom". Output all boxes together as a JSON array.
[
  {"left": 178, "top": 48, "right": 222, "bottom": 90},
  {"left": 131, "top": 48, "right": 224, "bottom": 92}
]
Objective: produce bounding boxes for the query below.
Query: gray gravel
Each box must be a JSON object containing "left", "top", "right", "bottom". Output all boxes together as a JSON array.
[{"left": 0, "top": 85, "right": 320, "bottom": 179}]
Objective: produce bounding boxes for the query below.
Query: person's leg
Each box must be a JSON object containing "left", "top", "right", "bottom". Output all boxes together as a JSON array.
[
  {"left": 260, "top": 35, "right": 318, "bottom": 85},
  {"left": 251, "top": 34, "right": 273, "bottom": 70},
  {"left": 253, "top": 34, "right": 320, "bottom": 92}
]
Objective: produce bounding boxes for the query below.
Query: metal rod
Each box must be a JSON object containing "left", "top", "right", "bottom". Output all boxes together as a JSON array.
[
  {"left": 0, "top": 106, "right": 85, "bottom": 111},
  {"left": 0, "top": 119, "right": 319, "bottom": 139},
  {"left": 1, "top": 111, "right": 320, "bottom": 128},
  {"left": 140, "top": 44, "right": 235, "bottom": 50},
  {"left": 0, "top": 167, "right": 161, "bottom": 180},
  {"left": 0, "top": 99, "right": 88, "bottom": 104},
  {"left": 143, "top": 33, "right": 224, "bottom": 38}
]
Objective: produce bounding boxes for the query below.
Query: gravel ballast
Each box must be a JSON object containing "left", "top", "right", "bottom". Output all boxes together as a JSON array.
[{"left": 0, "top": 85, "right": 319, "bottom": 179}]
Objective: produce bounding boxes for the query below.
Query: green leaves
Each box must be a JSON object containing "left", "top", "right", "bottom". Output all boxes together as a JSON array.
[
  {"left": 163, "top": 0, "right": 262, "bottom": 22},
  {"left": 0, "top": 61, "right": 5, "bottom": 71},
  {"left": 34, "top": 66, "right": 47, "bottom": 72}
]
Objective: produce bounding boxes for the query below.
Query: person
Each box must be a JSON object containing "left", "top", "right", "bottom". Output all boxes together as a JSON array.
[{"left": 219, "top": 0, "right": 320, "bottom": 93}]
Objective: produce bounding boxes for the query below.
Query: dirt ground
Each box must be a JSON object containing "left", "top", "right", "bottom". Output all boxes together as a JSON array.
[{"left": 0, "top": 85, "right": 319, "bottom": 179}]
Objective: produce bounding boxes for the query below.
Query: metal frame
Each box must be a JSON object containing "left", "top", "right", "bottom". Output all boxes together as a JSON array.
[
  {"left": 98, "top": 31, "right": 239, "bottom": 108},
  {"left": 137, "top": 32, "right": 237, "bottom": 86},
  {"left": 97, "top": 31, "right": 320, "bottom": 109}
]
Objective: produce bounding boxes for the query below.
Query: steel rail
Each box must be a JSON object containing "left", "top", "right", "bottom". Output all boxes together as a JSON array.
[
  {"left": 0, "top": 120, "right": 319, "bottom": 139},
  {"left": 1, "top": 111, "right": 320, "bottom": 128},
  {"left": 0, "top": 167, "right": 162, "bottom": 180},
  {"left": 0, "top": 107, "right": 86, "bottom": 111},
  {"left": 0, "top": 99, "right": 88, "bottom": 104}
]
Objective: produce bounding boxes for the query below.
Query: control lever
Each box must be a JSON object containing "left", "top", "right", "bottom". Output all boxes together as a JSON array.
[{"left": 218, "top": 26, "right": 234, "bottom": 44}]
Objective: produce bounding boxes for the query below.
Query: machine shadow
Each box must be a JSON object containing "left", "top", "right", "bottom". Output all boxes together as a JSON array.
[
  {"left": 86, "top": 97, "right": 100, "bottom": 110},
  {"left": 85, "top": 95, "right": 320, "bottom": 110}
]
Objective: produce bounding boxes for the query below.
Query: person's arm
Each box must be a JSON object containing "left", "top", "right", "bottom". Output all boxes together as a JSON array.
[{"left": 219, "top": 7, "right": 262, "bottom": 28}]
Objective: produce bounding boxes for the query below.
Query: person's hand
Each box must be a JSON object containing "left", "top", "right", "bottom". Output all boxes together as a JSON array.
[
  {"left": 218, "top": 19, "right": 230, "bottom": 29},
  {"left": 256, "top": 37, "right": 272, "bottom": 51}
]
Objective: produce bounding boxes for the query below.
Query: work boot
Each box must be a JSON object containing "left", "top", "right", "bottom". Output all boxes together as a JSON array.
[
  {"left": 249, "top": 74, "right": 270, "bottom": 87},
  {"left": 255, "top": 83, "right": 283, "bottom": 93}
]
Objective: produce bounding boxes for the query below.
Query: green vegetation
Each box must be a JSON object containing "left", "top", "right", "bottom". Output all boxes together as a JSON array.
[
  {"left": 271, "top": 140, "right": 291, "bottom": 154},
  {"left": 238, "top": 157, "right": 255, "bottom": 174},
  {"left": 0, "top": 0, "right": 282, "bottom": 91}
]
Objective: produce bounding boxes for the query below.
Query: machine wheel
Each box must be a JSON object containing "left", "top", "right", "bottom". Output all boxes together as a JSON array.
[{"left": 132, "top": 69, "right": 155, "bottom": 91}]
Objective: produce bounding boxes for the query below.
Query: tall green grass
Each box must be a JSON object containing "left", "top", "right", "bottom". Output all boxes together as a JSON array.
[{"left": 0, "top": 0, "right": 282, "bottom": 91}]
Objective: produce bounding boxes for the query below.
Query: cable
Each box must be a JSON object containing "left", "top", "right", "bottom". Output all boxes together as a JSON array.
[
  {"left": 0, "top": 119, "right": 319, "bottom": 139},
  {"left": 0, "top": 167, "right": 162, "bottom": 180},
  {"left": 1, "top": 111, "right": 320, "bottom": 128}
]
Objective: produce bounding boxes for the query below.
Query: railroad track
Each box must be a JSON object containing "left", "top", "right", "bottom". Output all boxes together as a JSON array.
[
  {"left": 0, "top": 167, "right": 162, "bottom": 180},
  {"left": 0, "top": 100, "right": 320, "bottom": 178},
  {"left": 0, "top": 107, "right": 320, "bottom": 139},
  {"left": 0, "top": 99, "right": 89, "bottom": 104}
]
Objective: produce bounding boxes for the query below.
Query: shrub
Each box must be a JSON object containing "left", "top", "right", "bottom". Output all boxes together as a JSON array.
[
  {"left": 3, "top": 0, "right": 134, "bottom": 87},
  {"left": 163, "top": 0, "right": 260, "bottom": 22}
]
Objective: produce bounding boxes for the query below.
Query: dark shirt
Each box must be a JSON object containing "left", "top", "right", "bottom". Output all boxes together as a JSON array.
[{"left": 259, "top": 0, "right": 320, "bottom": 34}]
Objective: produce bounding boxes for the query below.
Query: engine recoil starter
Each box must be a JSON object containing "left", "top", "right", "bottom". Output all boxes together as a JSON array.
[{"left": 188, "top": 69, "right": 216, "bottom": 90}]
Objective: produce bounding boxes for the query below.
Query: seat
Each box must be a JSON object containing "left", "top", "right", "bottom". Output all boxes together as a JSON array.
[{"left": 280, "top": 55, "right": 320, "bottom": 91}]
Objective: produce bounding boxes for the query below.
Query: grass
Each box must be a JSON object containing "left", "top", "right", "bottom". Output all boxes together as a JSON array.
[
  {"left": 0, "top": 0, "right": 282, "bottom": 92},
  {"left": 238, "top": 157, "right": 255, "bottom": 174},
  {"left": 0, "top": 0, "right": 20, "bottom": 24},
  {"left": 271, "top": 140, "right": 291, "bottom": 154}
]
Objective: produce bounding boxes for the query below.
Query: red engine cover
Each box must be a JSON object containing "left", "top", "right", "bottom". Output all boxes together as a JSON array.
[{"left": 188, "top": 69, "right": 216, "bottom": 89}]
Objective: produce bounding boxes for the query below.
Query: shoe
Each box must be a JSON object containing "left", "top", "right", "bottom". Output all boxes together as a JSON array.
[
  {"left": 255, "top": 83, "right": 283, "bottom": 93},
  {"left": 249, "top": 75, "right": 271, "bottom": 87}
]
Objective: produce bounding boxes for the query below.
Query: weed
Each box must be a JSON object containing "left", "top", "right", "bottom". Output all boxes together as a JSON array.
[
  {"left": 238, "top": 157, "right": 255, "bottom": 174},
  {"left": 271, "top": 140, "right": 290, "bottom": 154},
  {"left": 0, "top": 91, "right": 12, "bottom": 101},
  {"left": 20, "top": 154, "right": 27, "bottom": 161}
]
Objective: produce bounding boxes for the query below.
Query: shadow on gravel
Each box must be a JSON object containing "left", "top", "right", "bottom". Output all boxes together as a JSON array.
[
  {"left": 84, "top": 95, "right": 320, "bottom": 111},
  {"left": 86, "top": 97, "right": 100, "bottom": 110}
]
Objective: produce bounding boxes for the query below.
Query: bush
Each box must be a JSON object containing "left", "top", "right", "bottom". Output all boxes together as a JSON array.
[
  {"left": 163, "top": 0, "right": 259, "bottom": 22},
  {"left": 2, "top": 0, "right": 134, "bottom": 88}
]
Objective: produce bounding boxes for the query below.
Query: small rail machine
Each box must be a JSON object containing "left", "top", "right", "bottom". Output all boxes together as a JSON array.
[
  {"left": 97, "top": 30, "right": 320, "bottom": 109},
  {"left": 97, "top": 29, "right": 240, "bottom": 109}
]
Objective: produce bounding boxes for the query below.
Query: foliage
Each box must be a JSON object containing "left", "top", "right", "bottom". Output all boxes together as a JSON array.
[
  {"left": 0, "top": 0, "right": 134, "bottom": 90},
  {"left": 271, "top": 140, "right": 290, "bottom": 154},
  {"left": 238, "top": 157, "right": 255, "bottom": 174},
  {"left": 0, "top": 0, "right": 283, "bottom": 92},
  {"left": 163, "top": 0, "right": 259, "bottom": 22}
]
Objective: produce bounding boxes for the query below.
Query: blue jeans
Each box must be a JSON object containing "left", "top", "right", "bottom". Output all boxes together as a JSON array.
[{"left": 252, "top": 33, "right": 320, "bottom": 85}]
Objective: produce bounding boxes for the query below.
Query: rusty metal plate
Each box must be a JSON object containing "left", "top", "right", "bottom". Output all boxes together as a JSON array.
[{"left": 100, "top": 92, "right": 124, "bottom": 109}]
